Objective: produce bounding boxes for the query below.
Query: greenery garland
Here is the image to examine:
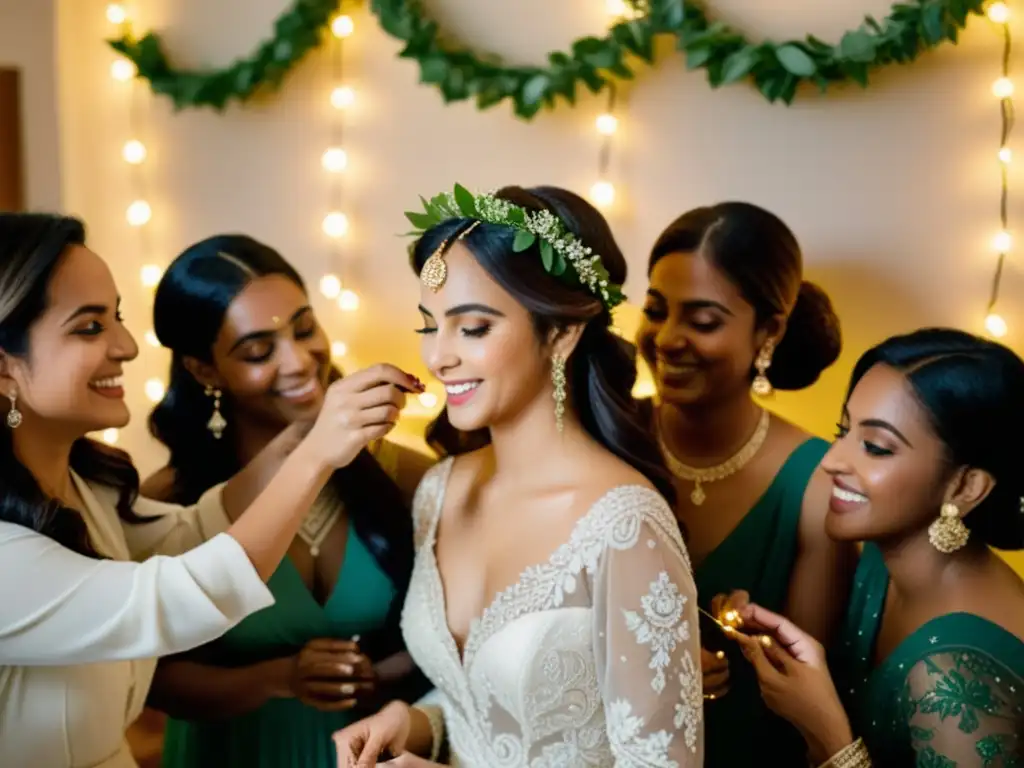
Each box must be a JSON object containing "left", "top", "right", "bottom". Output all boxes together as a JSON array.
[
  {"left": 107, "top": 0, "right": 340, "bottom": 110},
  {"left": 109, "top": 0, "right": 986, "bottom": 115}
]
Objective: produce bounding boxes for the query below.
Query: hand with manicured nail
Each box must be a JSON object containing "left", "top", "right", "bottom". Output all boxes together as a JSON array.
[
  {"left": 289, "top": 638, "right": 376, "bottom": 712},
  {"left": 728, "top": 603, "right": 855, "bottom": 764}
]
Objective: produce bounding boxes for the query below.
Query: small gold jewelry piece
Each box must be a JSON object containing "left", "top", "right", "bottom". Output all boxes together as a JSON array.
[
  {"left": 928, "top": 501, "right": 970, "bottom": 554},
  {"left": 205, "top": 385, "right": 227, "bottom": 439},
  {"left": 751, "top": 339, "right": 775, "bottom": 397},
  {"left": 658, "top": 408, "right": 770, "bottom": 505},
  {"left": 6, "top": 389, "right": 22, "bottom": 429},
  {"left": 552, "top": 353, "right": 567, "bottom": 433},
  {"left": 420, "top": 221, "right": 481, "bottom": 292},
  {"left": 820, "top": 738, "right": 871, "bottom": 768},
  {"left": 271, "top": 316, "right": 281, "bottom": 327}
]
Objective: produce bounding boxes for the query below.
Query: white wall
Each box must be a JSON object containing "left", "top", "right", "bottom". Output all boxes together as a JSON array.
[
  {"left": 51, "top": 0, "right": 1022, "bottom": 479},
  {"left": 0, "top": 0, "right": 62, "bottom": 209}
]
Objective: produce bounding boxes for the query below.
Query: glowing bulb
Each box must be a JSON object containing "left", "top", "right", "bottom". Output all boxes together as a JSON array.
[
  {"left": 596, "top": 113, "right": 618, "bottom": 135},
  {"left": 101, "top": 428, "right": 120, "bottom": 445},
  {"left": 985, "top": 313, "right": 1008, "bottom": 338},
  {"left": 418, "top": 392, "right": 438, "bottom": 408},
  {"left": 319, "top": 273, "right": 342, "bottom": 299},
  {"left": 331, "top": 15, "right": 354, "bottom": 37},
  {"left": 338, "top": 289, "right": 360, "bottom": 311},
  {"left": 331, "top": 340, "right": 348, "bottom": 359},
  {"left": 998, "top": 147, "right": 1012, "bottom": 164},
  {"left": 144, "top": 378, "right": 165, "bottom": 402},
  {"left": 988, "top": 2, "right": 1011, "bottom": 23},
  {"left": 126, "top": 200, "right": 151, "bottom": 226},
  {"left": 144, "top": 330, "right": 160, "bottom": 347},
  {"left": 106, "top": 4, "right": 127, "bottom": 24},
  {"left": 992, "top": 77, "right": 1014, "bottom": 99},
  {"left": 605, "top": 0, "right": 629, "bottom": 17},
  {"left": 110, "top": 58, "right": 136, "bottom": 81},
  {"left": 590, "top": 181, "right": 615, "bottom": 208},
  {"left": 993, "top": 230, "right": 1012, "bottom": 253},
  {"left": 330, "top": 86, "right": 355, "bottom": 109},
  {"left": 323, "top": 212, "right": 349, "bottom": 238},
  {"left": 322, "top": 148, "right": 348, "bottom": 172},
  {"left": 140, "top": 264, "right": 163, "bottom": 287},
  {"left": 122, "top": 139, "right": 146, "bottom": 164}
]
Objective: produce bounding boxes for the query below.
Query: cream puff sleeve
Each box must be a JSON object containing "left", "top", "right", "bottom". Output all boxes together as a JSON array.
[{"left": 0, "top": 521, "right": 273, "bottom": 666}]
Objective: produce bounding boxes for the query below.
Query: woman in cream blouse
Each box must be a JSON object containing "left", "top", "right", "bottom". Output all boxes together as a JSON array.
[{"left": 0, "top": 213, "right": 422, "bottom": 767}]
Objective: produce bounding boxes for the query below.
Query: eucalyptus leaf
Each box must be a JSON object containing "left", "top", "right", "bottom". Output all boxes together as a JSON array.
[
  {"left": 721, "top": 47, "right": 759, "bottom": 84},
  {"left": 775, "top": 45, "right": 817, "bottom": 77},
  {"left": 540, "top": 241, "right": 555, "bottom": 271},
  {"left": 513, "top": 231, "right": 536, "bottom": 252}
]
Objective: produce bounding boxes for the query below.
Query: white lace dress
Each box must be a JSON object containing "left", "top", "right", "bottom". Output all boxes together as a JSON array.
[{"left": 401, "top": 459, "right": 704, "bottom": 768}]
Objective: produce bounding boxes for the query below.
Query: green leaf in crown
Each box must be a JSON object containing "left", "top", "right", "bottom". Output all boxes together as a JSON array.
[{"left": 404, "top": 184, "right": 625, "bottom": 310}]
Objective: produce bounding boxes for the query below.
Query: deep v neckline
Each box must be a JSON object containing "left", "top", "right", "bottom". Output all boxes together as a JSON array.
[{"left": 422, "top": 458, "right": 651, "bottom": 670}]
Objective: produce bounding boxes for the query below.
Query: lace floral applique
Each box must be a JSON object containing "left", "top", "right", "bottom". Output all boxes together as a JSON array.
[
  {"left": 623, "top": 571, "right": 691, "bottom": 693},
  {"left": 606, "top": 699, "right": 680, "bottom": 768},
  {"left": 674, "top": 652, "right": 702, "bottom": 752}
]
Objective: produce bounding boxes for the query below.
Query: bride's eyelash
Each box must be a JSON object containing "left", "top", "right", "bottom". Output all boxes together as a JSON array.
[{"left": 462, "top": 325, "right": 491, "bottom": 338}]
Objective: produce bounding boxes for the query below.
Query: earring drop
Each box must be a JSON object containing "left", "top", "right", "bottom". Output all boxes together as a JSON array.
[
  {"left": 6, "top": 390, "right": 22, "bottom": 429},
  {"left": 928, "top": 502, "right": 970, "bottom": 554},
  {"left": 205, "top": 385, "right": 227, "bottom": 439},
  {"left": 751, "top": 340, "right": 774, "bottom": 397},
  {"left": 551, "top": 354, "right": 567, "bottom": 434}
]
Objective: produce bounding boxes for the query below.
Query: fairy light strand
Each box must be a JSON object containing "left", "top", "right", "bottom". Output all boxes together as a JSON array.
[
  {"left": 985, "top": 2, "right": 1014, "bottom": 338},
  {"left": 321, "top": 10, "right": 359, "bottom": 339},
  {"left": 591, "top": 83, "right": 618, "bottom": 209}
]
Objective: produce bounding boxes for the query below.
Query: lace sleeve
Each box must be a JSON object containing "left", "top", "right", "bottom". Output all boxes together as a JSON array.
[
  {"left": 410, "top": 458, "right": 451, "bottom": 551},
  {"left": 592, "top": 488, "right": 704, "bottom": 767},
  {"left": 904, "top": 649, "right": 1023, "bottom": 766}
]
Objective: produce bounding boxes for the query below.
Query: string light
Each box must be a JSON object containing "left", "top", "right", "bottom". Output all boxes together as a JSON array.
[
  {"left": 144, "top": 378, "right": 165, "bottom": 402},
  {"left": 101, "top": 428, "right": 120, "bottom": 445},
  {"left": 126, "top": 199, "right": 151, "bottom": 226},
  {"left": 140, "top": 264, "right": 163, "bottom": 287},
  {"left": 338, "top": 289, "right": 360, "bottom": 311},
  {"left": 330, "top": 86, "right": 355, "bottom": 110},
  {"left": 106, "top": 3, "right": 127, "bottom": 24},
  {"left": 331, "top": 340, "right": 348, "bottom": 359},
  {"left": 322, "top": 147, "right": 348, "bottom": 172},
  {"left": 323, "top": 211, "right": 349, "bottom": 238},
  {"left": 331, "top": 14, "right": 354, "bottom": 38},
  {"left": 110, "top": 58, "right": 136, "bottom": 82},
  {"left": 417, "top": 392, "right": 438, "bottom": 408},
  {"left": 122, "top": 139, "right": 146, "bottom": 164},
  {"left": 589, "top": 83, "right": 619, "bottom": 209},
  {"left": 983, "top": 1, "right": 1014, "bottom": 339},
  {"left": 319, "top": 273, "right": 342, "bottom": 299},
  {"left": 144, "top": 330, "right": 160, "bottom": 347}
]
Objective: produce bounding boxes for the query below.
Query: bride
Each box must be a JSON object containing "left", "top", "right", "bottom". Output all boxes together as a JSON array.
[{"left": 333, "top": 185, "right": 703, "bottom": 767}]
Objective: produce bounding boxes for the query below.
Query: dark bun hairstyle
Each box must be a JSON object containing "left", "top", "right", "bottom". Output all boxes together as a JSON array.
[
  {"left": 410, "top": 185, "right": 676, "bottom": 509},
  {"left": 649, "top": 202, "right": 841, "bottom": 390},
  {"left": 849, "top": 328, "right": 1024, "bottom": 550}
]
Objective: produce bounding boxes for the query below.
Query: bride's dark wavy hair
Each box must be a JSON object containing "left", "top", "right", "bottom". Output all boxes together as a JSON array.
[
  {"left": 411, "top": 185, "right": 676, "bottom": 509},
  {"left": 0, "top": 213, "right": 145, "bottom": 558}
]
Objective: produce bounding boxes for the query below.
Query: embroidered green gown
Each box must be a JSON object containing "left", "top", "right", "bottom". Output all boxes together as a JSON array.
[
  {"left": 696, "top": 437, "right": 829, "bottom": 766},
  {"left": 832, "top": 544, "right": 1024, "bottom": 767}
]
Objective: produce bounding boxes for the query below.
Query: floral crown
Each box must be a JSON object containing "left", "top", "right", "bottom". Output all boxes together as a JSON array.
[{"left": 404, "top": 184, "right": 625, "bottom": 310}]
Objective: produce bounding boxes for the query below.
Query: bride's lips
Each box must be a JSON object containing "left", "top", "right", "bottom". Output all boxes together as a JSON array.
[{"left": 444, "top": 379, "right": 481, "bottom": 407}]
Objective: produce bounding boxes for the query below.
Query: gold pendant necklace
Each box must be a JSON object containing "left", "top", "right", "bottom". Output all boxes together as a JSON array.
[{"left": 658, "top": 408, "right": 771, "bottom": 506}]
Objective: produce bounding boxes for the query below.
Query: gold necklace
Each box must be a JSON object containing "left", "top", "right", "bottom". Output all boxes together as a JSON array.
[{"left": 658, "top": 408, "right": 771, "bottom": 506}]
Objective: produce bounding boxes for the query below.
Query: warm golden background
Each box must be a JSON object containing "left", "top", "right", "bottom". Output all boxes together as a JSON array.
[{"left": 3, "top": 0, "right": 1021, "bottom": 570}]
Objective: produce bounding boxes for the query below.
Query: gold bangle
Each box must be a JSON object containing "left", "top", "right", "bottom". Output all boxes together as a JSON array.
[
  {"left": 821, "top": 738, "right": 871, "bottom": 768},
  {"left": 412, "top": 704, "right": 445, "bottom": 762}
]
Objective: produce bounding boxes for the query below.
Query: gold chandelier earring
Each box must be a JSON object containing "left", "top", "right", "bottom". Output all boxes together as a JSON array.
[
  {"left": 552, "top": 353, "right": 567, "bottom": 434},
  {"left": 205, "top": 385, "right": 227, "bottom": 439},
  {"left": 751, "top": 340, "right": 775, "bottom": 397},
  {"left": 928, "top": 502, "right": 970, "bottom": 553},
  {"left": 6, "top": 389, "right": 22, "bottom": 429}
]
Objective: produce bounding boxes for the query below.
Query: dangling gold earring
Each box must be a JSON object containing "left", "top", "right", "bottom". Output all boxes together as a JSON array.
[
  {"left": 551, "top": 354, "right": 567, "bottom": 434},
  {"left": 205, "top": 385, "right": 227, "bottom": 439},
  {"left": 928, "top": 502, "right": 970, "bottom": 553},
  {"left": 6, "top": 389, "right": 22, "bottom": 429},
  {"left": 752, "top": 340, "right": 775, "bottom": 397}
]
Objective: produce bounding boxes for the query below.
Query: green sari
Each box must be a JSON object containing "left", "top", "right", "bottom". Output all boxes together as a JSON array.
[
  {"left": 697, "top": 437, "right": 829, "bottom": 766},
  {"left": 833, "top": 544, "right": 1024, "bottom": 767}
]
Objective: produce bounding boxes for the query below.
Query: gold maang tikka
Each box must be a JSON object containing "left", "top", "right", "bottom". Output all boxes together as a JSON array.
[{"left": 420, "top": 221, "right": 481, "bottom": 292}]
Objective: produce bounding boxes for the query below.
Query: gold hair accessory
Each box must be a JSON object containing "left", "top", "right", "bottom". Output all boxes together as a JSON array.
[
  {"left": 928, "top": 501, "right": 970, "bottom": 553},
  {"left": 420, "top": 221, "right": 480, "bottom": 292},
  {"left": 658, "top": 408, "right": 770, "bottom": 505},
  {"left": 406, "top": 184, "right": 625, "bottom": 309}
]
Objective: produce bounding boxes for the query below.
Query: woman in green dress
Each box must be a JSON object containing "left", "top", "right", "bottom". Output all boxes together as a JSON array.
[
  {"left": 733, "top": 328, "right": 1024, "bottom": 767},
  {"left": 636, "top": 202, "right": 858, "bottom": 765},
  {"left": 136, "top": 235, "right": 434, "bottom": 768}
]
